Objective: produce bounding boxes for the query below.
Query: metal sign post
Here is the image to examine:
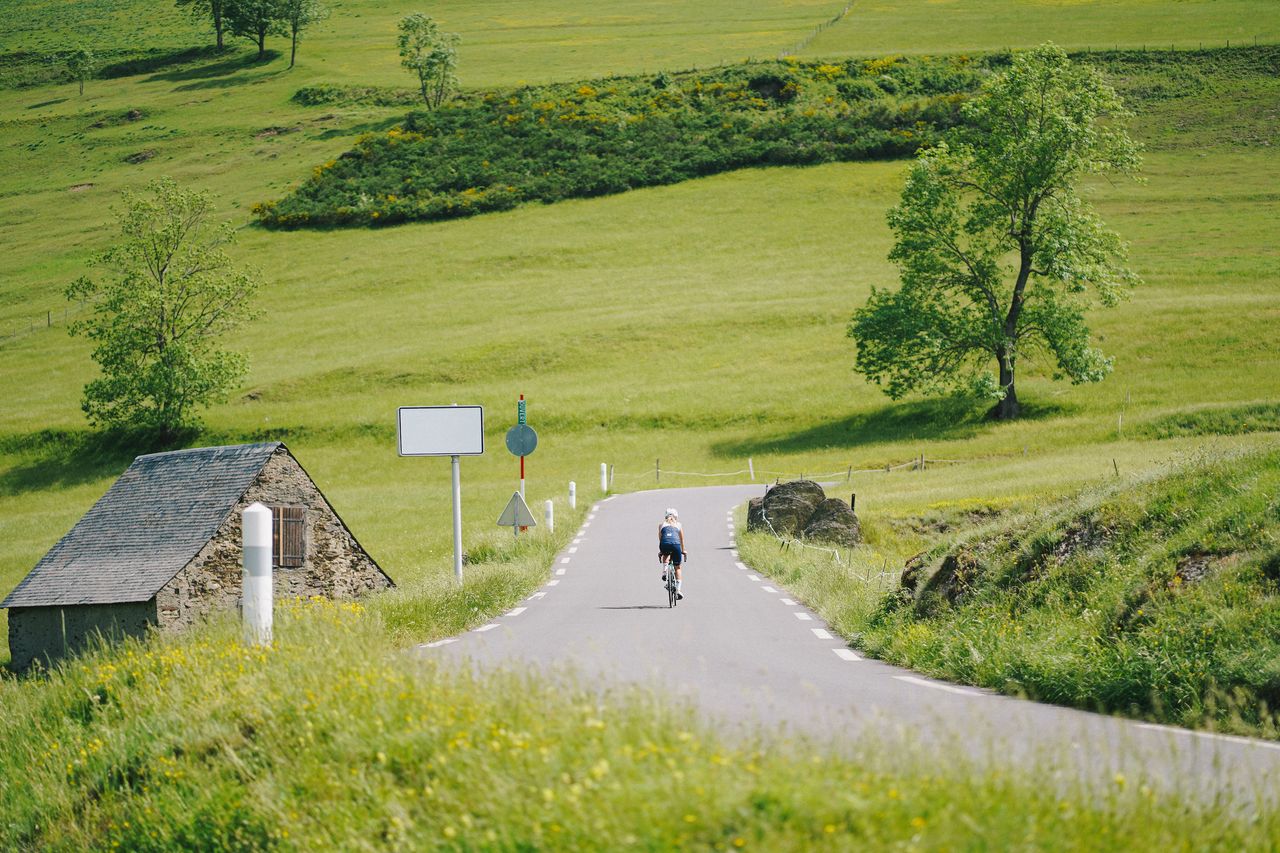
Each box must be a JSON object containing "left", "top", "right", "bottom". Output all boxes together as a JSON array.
[
  {"left": 505, "top": 394, "right": 538, "bottom": 531},
  {"left": 397, "top": 405, "right": 485, "bottom": 582}
]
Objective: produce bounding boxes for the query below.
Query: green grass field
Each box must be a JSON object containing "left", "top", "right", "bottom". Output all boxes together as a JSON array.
[
  {"left": 2, "top": 0, "right": 1279, "bottom": 843},
  {"left": 802, "top": 0, "right": 1280, "bottom": 57},
  {"left": 2, "top": 1, "right": 1278, "bottom": 665}
]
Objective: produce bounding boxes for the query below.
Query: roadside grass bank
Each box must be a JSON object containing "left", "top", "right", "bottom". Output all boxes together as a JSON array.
[
  {"left": 4, "top": 599, "right": 1279, "bottom": 849},
  {"left": 739, "top": 445, "right": 1280, "bottom": 738}
]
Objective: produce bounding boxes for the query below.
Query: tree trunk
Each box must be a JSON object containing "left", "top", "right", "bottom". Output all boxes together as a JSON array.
[
  {"left": 79, "top": 78, "right": 84, "bottom": 96},
  {"left": 256, "top": 31, "right": 266, "bottom": 59},
  {"left": 290, "top": 28, "right": 298, "bottom": 67},
  {"left": 988, "top": 348, "right": 1020, "bottom": 420}
]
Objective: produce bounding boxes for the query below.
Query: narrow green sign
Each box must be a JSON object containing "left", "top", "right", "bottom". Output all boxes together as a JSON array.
[{"left": 518, "top": 399, "right": 527, "bottom": 425}]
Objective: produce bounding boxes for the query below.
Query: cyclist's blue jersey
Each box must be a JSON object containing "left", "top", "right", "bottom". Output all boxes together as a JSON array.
[{"left": 659, "top": 523, "right": 682, "bottom": 547}]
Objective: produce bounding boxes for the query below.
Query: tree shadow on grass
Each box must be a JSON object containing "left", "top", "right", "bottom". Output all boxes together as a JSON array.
[
  {"left": 26, "top": 98, "right": 67, "bottom": 109},
  {"left": 713, "top": 397, "right": 1072, "bottom": 458},
  {"left": 0, "top": 427, "right": 198, "bottom": 498},
  {"left": 146, "top": 49, "right": 280, "bottom": 85},
  {"left": 311, "top": 116, "right": 404, "bottom": 140}
]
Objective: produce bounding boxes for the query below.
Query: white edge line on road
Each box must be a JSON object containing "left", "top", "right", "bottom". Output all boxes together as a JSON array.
[
  {"left": 781, "top": 599, "right": 797, "bottom": 606},
  {"left": 555, "top": 568, "right": 566, "bottom": 576},
  {"left": 734, "top": 562, "right": 748, "bottom": 570},
  {"left": 528, "top": 591, "right": 547, "bottom": 600},
  {"left": 546, "top": 579, "right": 560, "bottom": 586},
  {"left": 833, "top": 648, "right": 861, "bottom": 661},
  {"left": 1134, "top": 723, "right": 1280, "bottom": 752},
  {"left": 560, "top": 557, "right": 571, "bottom": 564},
  {"left": 474, "top": 624, "right": 499, "bottom": 633},
  {"left": 794, "top": 613, "right": 813, "bottom": 621},
  {"left": 422, "top": 638, "right": 457, "bottom": 649},
  {"left": 568, "top": 547, "right": 578, "bottom": 554},
  {"left": 762, "top": 586, "right": 778, "bottom": 593},
  {"left": 894, "top": 675, "right": 983, "bottom": 696},
  {"left": 811, "top": 628, "right": 833, "bottom": 639},
  {"left": 507, "top": 607, "right": 527, "bottom": 617},
  {"left": 582, "top": 522, "right": 591, "bottom": 529}
]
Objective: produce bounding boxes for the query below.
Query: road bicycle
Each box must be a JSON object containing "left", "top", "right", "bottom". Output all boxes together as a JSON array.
[{"left": 662, "top": 557, "right": 679, "bottom": 608}]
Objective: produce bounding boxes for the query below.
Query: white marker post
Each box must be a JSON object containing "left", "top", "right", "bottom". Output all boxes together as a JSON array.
[
  {"left": 568, "top": 481, "right": 576, "bottom": 509},
  {"left": 748, "top": 457, "right": 755, "bottom": 481},
  {"left": 600, "top": 462, "right": 608, "bottom": 493},
  {"left": 544, "top": 500, "right": 554, "bottom": 533},
  {"left": 398, "top": 405, "right": 485, "bottom": 582},
  {"left": 241, "top": 502, "right": 273, "bottom": 646}
]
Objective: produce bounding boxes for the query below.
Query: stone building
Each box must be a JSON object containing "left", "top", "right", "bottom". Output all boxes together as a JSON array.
[{"left": 3, "top": 442, "right": 392, "bottom": 670}]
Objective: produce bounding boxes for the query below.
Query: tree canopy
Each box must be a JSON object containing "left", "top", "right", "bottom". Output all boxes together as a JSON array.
[
  {"left": 66, "top": 179, "right": 261, "bottom": 437},
  {"left": 848, "top": 43, "right": 1141, "bottom": 419},
  {"left": 397, "top": 13, "right": 459, "bottom": 109}
]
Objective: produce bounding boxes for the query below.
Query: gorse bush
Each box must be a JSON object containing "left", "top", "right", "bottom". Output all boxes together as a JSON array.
[{"left": 255, "top": 54, "right": 992, "bottom": 228}]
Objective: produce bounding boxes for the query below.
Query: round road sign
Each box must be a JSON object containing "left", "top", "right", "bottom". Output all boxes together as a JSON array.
[{"left": 505, "top": 424, "right": 538, "bottom": 456}]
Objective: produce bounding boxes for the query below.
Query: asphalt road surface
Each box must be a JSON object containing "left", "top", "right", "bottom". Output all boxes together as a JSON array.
[{"left": 421, "top": 484, "right": 1280, "bottom": 807}]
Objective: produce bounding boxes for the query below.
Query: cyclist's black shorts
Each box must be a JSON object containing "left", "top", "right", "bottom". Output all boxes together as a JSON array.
[{"left": 659, "top": 542, "right": 683, "bottom": 566}]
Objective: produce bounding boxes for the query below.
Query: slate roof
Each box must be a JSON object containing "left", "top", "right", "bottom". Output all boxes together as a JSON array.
[{"left": 2, "top": 443, "right": 282, "bottom": 609}]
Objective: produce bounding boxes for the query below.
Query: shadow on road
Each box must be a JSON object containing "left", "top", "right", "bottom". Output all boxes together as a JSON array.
[{"left": 597, "top": 605, "right": 671, "bottom": 611}]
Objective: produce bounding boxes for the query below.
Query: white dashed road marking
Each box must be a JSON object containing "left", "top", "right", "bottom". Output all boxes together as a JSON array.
[
  {"left": 794, "top": 613, "right": 813, "bottom": 621},
  {"left": 555, "top": 568, "right": 566, "bottom": 576},
  {"left": 832, "top": 649, "right": 861, "bottom": 661},
  {"left": 781, "top": 599, "right": 797, "bottom": 606},
  {"left": 1135, "top": 724, "right": 1280, "bottom": 752},
  {"left": 528, "top": 592, "right": 547, "bottom": 600},
  {"left": 423, "top": 638, "right": 457, "bottom": 649},
  {"left": 748, "top": 575, "right": 761, "bottom": 583},
  {"left": 734, "top": 562, "right": 748, "bottom": 570},
  {"left": 474, "top": 624, "right": 499, "bottom": 633},
  {"left": 547, "top": 580, "right": 560, "bottom": 586},
  {"left": 568, "top": 547, "right": 578, "bottom": 554},
  {"left": 811, "top": 628, "right": 833, "bottom": 640},
  {"left": 894, "top": 676, "right": 983, "bottom": 696},
  {"left": 573, "top": 538, "right": 583, "bottom": 544},
  {"left": 507, "top": 607, "right": 527, "bottom": 617},
  {"left": 560, "top": 557, "right": 571, "bottom": 564},
  {"left": 762, "top": 586, "right": 778, "bottom": 593}
]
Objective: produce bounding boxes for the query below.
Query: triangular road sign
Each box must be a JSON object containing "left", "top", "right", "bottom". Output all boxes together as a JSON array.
[{"left": 497, "top": 491, "right": 538, "bottom": 528}]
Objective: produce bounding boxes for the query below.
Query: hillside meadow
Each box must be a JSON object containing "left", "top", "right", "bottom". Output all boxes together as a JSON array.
[
  {"left": 803, "top": 0, "right": 1280, "bottom": 57},
  {"left": 1, "top": 1, "right": 1278, "bottom": 671}
]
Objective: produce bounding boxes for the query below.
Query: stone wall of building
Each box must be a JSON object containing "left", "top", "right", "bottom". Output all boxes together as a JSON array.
[
  {"left": 155, "top": 447, "right": 392, "bottom": 632},
  {"left": 8, "top": 601, "right": 156, "bottom": 671}
]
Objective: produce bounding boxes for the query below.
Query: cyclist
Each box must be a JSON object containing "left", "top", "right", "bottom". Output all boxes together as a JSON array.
[{"left": 658, "top": 508, "right": 686, "bottom": 600}]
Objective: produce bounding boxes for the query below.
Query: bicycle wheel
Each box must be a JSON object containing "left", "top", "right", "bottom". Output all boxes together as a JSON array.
[{"left": 668, "top": 577, "right": 677, "bottom": 608}]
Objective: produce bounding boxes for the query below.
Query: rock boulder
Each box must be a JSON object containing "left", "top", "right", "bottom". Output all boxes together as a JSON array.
[
  {"left": 802, "top": 498, "right": 862, "bottom": 547},
  {"left": 754, "top": 479, "right": 826, "bottom": 537}
]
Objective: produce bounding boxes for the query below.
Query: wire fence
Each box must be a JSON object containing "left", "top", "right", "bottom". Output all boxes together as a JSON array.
[
  {"left": 780, "top": 1, "right": 855, "bottom": 58},
  {"left": 610, "top": 454, "right": 960, "bottom": 488},
  {"left": 0, "top": 302, "right": 87, "bottom": 349}
]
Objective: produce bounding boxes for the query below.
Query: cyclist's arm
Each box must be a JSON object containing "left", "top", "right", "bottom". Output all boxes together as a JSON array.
[{"left": 679, "top": 528, "right": 686, "bottom": 553}]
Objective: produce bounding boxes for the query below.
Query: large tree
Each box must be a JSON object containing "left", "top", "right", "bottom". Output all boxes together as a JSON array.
[
  {"left": 848, "top": 44, "right": 1141, "bottom": 420},
  {"left": 176, "top": 0, "right": 229, "bottom": 51},
  {"left": 397, "top": 13, "right": 459, "bottom": 109},
  {"left": 280, "top": 0, "right": 327, "bottom": 68},
  {"left": 66, "top": 179, "right": 261, "bottom": 438},
  {"left": 225, "top": 0, "right": 286, "bottom": 60}
]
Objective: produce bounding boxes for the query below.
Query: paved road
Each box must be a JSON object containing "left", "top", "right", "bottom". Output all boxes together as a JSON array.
[{"left": 420, "top": 484, "right": 1280, "bottom": 807}]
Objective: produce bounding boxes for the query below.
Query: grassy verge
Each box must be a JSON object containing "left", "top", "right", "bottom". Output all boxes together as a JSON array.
[
  {"left": 740, "top": 445, "right": 1280, "bottom": 737},
  {"left": 5, "top": 593, "right": 1279, "bottom": 849}
]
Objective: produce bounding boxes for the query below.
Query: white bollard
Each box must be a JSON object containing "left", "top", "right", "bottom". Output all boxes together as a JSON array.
[
  {"left": 568, "top": 481, "right": 576, "bottom": 509},
  {"left": 241, "top": 502, "right": 273, "bottom": 646},
  {"left": 748, "top": 457, "right": 755, "bottom": 481},
  {"left": 545, "top": 499, "right": 554, "bottom": 533},
  {"left": 600, "top": 463, "right": 608, "bottom": 493}
]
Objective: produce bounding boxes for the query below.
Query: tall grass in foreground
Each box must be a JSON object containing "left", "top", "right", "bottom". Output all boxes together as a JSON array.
[
  {"left": 740, "top": 445, "right": 1280, "bottom": 738},
  {"left": 3, "top": 599, "right": 1278, "bottom": 850}
]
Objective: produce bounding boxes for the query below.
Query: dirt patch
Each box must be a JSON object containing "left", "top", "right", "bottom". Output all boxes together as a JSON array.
[
  {"left": 255, "top": 125, "right": 300, "bottom": 139},
  {"left": 68, "top": 183, "right": 94, "bottom": 192},
  {"left": 124, "top": 149, "right": 157, "bottom": 164},
  {"left": 1050, "top": 517, "right": 1112, "bottom": 563}
]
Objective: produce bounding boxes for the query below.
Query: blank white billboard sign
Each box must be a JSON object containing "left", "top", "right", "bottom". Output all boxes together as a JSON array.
[{"left": 397, "top": 406, "right": 485, "bottom": 456}]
